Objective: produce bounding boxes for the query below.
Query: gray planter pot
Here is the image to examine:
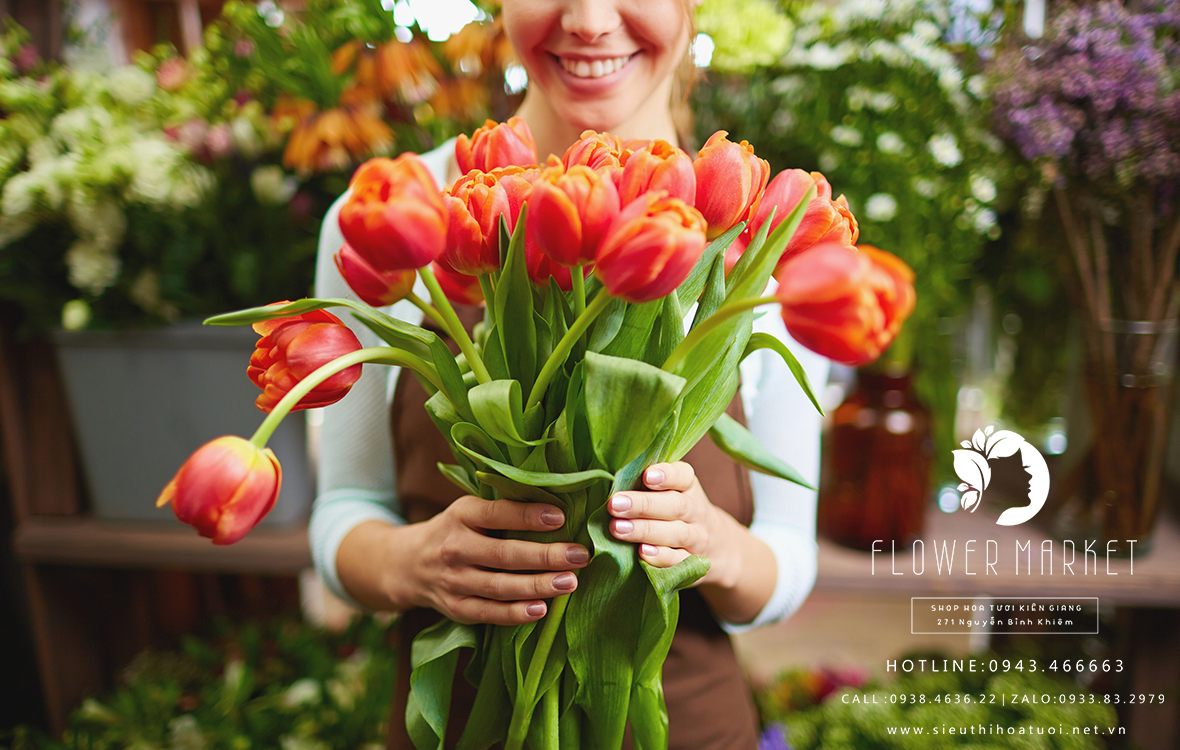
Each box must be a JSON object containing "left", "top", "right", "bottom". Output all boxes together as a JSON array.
[{"left": 54, "top": 322, "right": 312, "bottom": 526}]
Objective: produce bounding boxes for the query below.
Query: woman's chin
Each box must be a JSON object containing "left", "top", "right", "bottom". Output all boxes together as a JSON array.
[{"left": 554, "top": 100, "right": 630, "bottom": 137}]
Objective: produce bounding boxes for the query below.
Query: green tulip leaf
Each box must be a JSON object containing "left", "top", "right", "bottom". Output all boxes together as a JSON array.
[
  {"left": 451, "top": 422, "right": 508, "bottom": 465},
  {"left": 726, "top": 187, "right": 813, "bottom": 303},
  {"left": 587, "top": 297, "right": 628, "bottom": 352},
  {"left": 406, "top": 618, "right": 476, "bottom": 750},
  {"left": 690, "top": 251, "right": 728, "bottom": 333},
  {"left": 438, "top": 463, "right": 480, "bottom": 496},
  {"left": 676, "top": 222, "right": 744, "bottom": 306},
  {"left": 469, "top": 380, "right": 547, "bottom": 447},
  {"left": 709, "top": 412, "right": 813, "bottom": 488},
  {"left": 599, "top": 300, "right": 662, "bottom": 360},
  {"left": 453, "top": 423, "right": 613, "bottom": 491},
  {"left": 494, "top": 207, "right": 537, "bottom": 392},
  {"left": 583, "top": 351, "right": 686, "bottom": 472},
  {"left": 643, "top": 292, "right": 685, "bottom": 367},
  {"left": 743, "top": 332, "right": 823, "bottom": 415},
  {"left": 204, "top": 297, "right": 355, "bottom": 326},
  {"left": 475, "top": 471, "right": 568, "bottom": 512},
  {"left": 456, "top": 628, "right": 512, "bottom": 750}
]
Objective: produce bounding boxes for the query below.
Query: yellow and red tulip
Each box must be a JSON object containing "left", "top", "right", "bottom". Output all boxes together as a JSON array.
[
  {"left": 338, "top": 154, "right": 447, "bottom": 271},
  {"left": 455, "top": 117, "right": 538, "bottom": 174},
  {"left": 595, "top": 192, "right": 707, "bottom": 303},
  {"left": 693, "top": 130, "right": 770, "bottom": 240},
  {"left": 156, "top": 436, "right": 281, "bottom": 545},
  {"left": 334, "top": 241, "right": 417, "bottom": 307},
  {"left": 562, "top": 130, "right": 632, "bottom": 173},
  {"left": 442, "top": 166, "right": 537, "bottom": 275},
  {"left": 526, "top": 160, "right": 620, "bottom": 267},
  {"left": 248, "top": 309, "right": 364, "bottom": 413},
  {"left": 616, "top": 140, "right": 696, "bottom": 207}
]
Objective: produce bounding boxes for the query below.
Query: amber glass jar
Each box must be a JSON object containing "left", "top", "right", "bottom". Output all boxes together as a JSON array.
[{"left": 818, "top": 370, "right": 933, "bottom": 550}]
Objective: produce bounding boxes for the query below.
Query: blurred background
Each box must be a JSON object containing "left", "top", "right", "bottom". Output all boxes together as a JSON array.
[{"left": 0, "top": 0, "right": 1178, "bottom": 748}]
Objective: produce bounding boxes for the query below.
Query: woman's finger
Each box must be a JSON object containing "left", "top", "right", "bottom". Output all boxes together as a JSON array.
[
  {"left": 610, "top": 517, "right": 698, "bottom": 550},
  {"left": 448, "top": 596, "right": 548, "bottom": 626},
  {"left": 607, "top": 490, "right": 689, "bottom": 521},
  {"left": 638, "top": 543, "right": 691, "bottom": 568},
  {"left": 453, "top": 494, "right": 565, "bottom": 532},
  {"left": 643, "top": 461, "right": 695, "bottom": 491},
  {"left": 461, "top": 535, "right": 590, "bottom": 571},
  {"left": 452, "top": 568, "right": 579, "bottom": 601}
]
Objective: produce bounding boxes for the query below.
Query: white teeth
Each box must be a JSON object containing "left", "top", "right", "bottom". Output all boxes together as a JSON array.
[{"left": 559, "top": 55, "right": 631, "bottom": 79}]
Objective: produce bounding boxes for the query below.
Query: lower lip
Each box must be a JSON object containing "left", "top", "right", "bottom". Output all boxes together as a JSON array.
[{"left": 550, "top": 53, "right": 639, "bottom": 94}]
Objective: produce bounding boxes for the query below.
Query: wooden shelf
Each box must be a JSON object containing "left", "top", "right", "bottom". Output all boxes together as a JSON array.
[
  {"left": 13, "top": 517, "right": 311, "bottom": 574},
  {"left": 815, "top": 506, "right": 1180, "bottom": 607}
]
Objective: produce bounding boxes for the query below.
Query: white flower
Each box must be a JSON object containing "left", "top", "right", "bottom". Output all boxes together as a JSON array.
[
  {"left": 804, "top": 42, "right": 851, "bottom": 70},
  {"left": 68, "top": 195, "right": 127, "bottom": 249},
  {"left": 864, "top": 40, "right": 907, "bottom": 67},
  {"left": 966, "top": 74, "right": 988, "bottom": 99},
  {"left": 230, "top": 117, "right": 262, "bottom": 159},
  {"left": 830, "top": 125, "right": 863, "bottom": 147},
  {"left": 280, "top": 678, "right": 322, "bottom": 708},
  {"left": 66, "top": 238, "right": 120, "bottom": 294},
  {"left": 251, "top": 165, "right": 298, "bottom": 206},
  {"left": 168, "top": 715, "right": 207, "bottom": 750},
  {"left": 770, "top": 109, "right": 796, "bottom": 136},
  {"left": 913, "top": 20, "right": 941, "bottom": 41},
  {"left": 130, "top": 269, "right": 162, "bottom": 312},
  {"left": 969, "top": 173, "right": 997, "bottom": 203},
  {"left": 865, "top": 193, "right": 898, "bottom": 222},
  {"left": 928, "top": 133, "right": 962, "bottom": 167},
  {"left": 2, "top": 171, "right": 38, "bottom": 217},
  {"left": 818, "top": 151, "right": 840, "bottom": 172},
  {"left": 938, "top": 67, "right": 964, "bottom": 93},
  {"left": 876, "top": 132, "right": 906, "bottom": 155},
  {"left": 846, "top": 85, "right": 895, "bottom": 113},
  {"left": 61, "top": 299, "right": 92, "bottom": 331},
  {"left": 52, "top": 106, "right": 114, "bottom": 149},
  {"left": 26, "top": 137, "right": 60, "bottom": 168},
  {"left": 108, "top": 66, "right": 156, "bottom": 106},
  {"left": 972, "top": 207, "right": 998, "bottom": 233},
  {"left": 912, "top": 176, "right": 941, "bottom": 198}
]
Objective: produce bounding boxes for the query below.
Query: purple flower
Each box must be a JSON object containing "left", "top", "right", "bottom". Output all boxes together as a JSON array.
[{"left": 758, "top": 723, "right": 792, "bottom": 750}]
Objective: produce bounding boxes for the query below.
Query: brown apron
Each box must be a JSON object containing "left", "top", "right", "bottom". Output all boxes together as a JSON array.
[{"left": 386, "top": 305, "right": 760, "bottom": 750}]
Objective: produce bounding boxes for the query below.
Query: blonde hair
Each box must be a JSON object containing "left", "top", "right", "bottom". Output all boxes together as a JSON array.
[{"left": 670, "top": 2, "right": 699, "bottom": 150}]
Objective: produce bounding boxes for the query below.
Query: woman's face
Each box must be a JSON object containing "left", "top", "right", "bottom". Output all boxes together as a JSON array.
[{"left": 501, "top": 0, "right": 691, "bottom": 134}]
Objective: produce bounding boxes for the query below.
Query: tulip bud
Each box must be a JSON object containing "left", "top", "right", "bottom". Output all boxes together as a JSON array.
[
  {"left": 527, "top": 161, "right": 620, "bottom": 267},
  {"left": 595, "top": 192, "right": 707, "bottom": 303},
  {"left": 157, "top": 435, "right": 281, "bottom": 545},
  {"left": 562, "top": 130, "right": 632, "bottom": 172},
  {"left": 693, "top": 130, "right": 770, "bottom": 240},
  {"left": 334, "top": 242, "right": 417, "bottom": 307},
  {"left": 617, "top": 140, "right": 696, "bottom": 206},
  {"left": 775, "top": 243, "right": 915, "bottom": 366},
  {"left": 248, "top": 309, "right": 364, "bottom": 413},
  {"left": 442, "top": 166, "right": 537, "bottom": 275},
  {"left": 455, "top": 116, "right": 537, "bottom": 174},
  {"left": 338, "top": 154, "right": 447, "bottom": 271},
  {"left": 432, "top": 257, "right": 485, "bottom": 305}
]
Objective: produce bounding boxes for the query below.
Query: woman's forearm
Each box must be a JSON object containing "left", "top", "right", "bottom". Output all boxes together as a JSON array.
[
  {"left": 335, "top": 519, "right": 425, "bottom": 612},
  {"left": 697, "top": 507, "right": 779, "bottom": 626}
]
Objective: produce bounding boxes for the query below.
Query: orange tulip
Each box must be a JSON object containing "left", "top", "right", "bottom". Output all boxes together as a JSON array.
[
  {"left": 248, "top": 309, "right": 364, "bottom": 413},
  {"left": 334, "top": 241, "right": 417, "bottom": 307},
  {"left": 616, "top": 139, "right": 696, "bottom": 206},
  {"left": 156, "top": 436, "right": 281, "bottom": 545},
  {"left": 775, "top": 243, "right": 915, "bottom": 366},
  {"left": 432, "top": 257, "right": 485, "bottom": 305},
  {"left": 338, "top": 154, "right": 447, "bottom": 271},
  {"left": 455, "top": 117, "right": 538, "bottom": 174},
  {"left": 595, "top": 192, "right": 707, "bottom": 303},
  {"left": 525, "top": 234, "right": 584, "bottom": 291},
  {"left": 562, "top": 130, "right": 632, "bottom": 172},
  {"left": 724, "top": 169, "right": 859, "bottom": 274},
  {"left": 281, "top": 105, "right": 394, "bottom": 175},
  {"left": 442, "top": 166, "right": 537, "bottom": 275},
  {"left": 693, "top": 130, "right": 770, "bottom": 240},
  {"left": 527, "top": 160, "right": 620, "bottom": 267}
]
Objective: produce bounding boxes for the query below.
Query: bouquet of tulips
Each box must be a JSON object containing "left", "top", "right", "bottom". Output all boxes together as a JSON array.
[{"left": 157, "top": 118, "right": 915, "bottom": 749}]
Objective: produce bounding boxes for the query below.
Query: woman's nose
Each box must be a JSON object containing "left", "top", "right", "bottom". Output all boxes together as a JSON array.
[{"left": 560, "top": 0, "right": 623, "bottom": 43}]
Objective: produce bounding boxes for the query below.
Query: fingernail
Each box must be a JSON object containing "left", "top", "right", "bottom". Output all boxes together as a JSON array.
[
  {"left": 540, "top": 509, "right": 565, "bottom": 526},
  {"left": 641, "top": 544, "right": 658, "bottom": 557},
  {"left": 609, "top": 494, "right": 631, "bottom": 513},
  {"left": 553, "top": 573, "right": 577, "bottom": 591},
  {"left": 614, "top": 519, "right": 634, "bottom": 535},
  {"left": 526, "top": 602, "right": 546, "bottom": 617},
  {"left": 566, "top": 546, "right": 590, "bottom": 564},
  {"left": 645, "top": 468, "right": 665, "bottom": 486}
]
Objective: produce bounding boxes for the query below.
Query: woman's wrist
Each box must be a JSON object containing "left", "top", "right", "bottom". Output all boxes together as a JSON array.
[
  {"left": 337, "top": 519, "right": 424, "bottom": 612},
  {"left": 697, "top": 511, "right": 777, "bottom": 626}
]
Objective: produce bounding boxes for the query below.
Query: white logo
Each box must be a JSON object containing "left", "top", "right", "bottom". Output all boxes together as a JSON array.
[{"left": 953, "top": 426, "right": 1050, "bottom": 526}]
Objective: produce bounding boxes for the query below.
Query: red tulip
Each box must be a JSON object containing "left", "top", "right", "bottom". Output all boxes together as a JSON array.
[
  {"left": 595, "top": 192, "right": 707, "bottom": 303},
  {"left": 248, "top": 309, "right": 364, "bottom": 413},
  {"left": 442, "top": 166, "right": 537, "bottom": 275},
  {"left": 455, "top": 116, "right": 537, "bottom": 174},
  {"left": 432, "top": 257, "right": 485, "bottom": 305},
  {"left": 724, "top": 170, "right": 859, "bottom": 274},
  {"left": 693, "top": 130, "right": 770, "bottom": 240},
  {"left": 156, "top": 436, "right": 281, "bottom": 545},
  {"left": 527, "top": 161, "right": 620, "bottom": 267},
  {"left": 775, "top": 243, "right": 915, "bottom": 366},
  {"left": 525, "top": 234, "right": 584, "bottom": 290},
  {"left": 338, "top": 154, "right": 447, "bottom": 271},
  {"left": 617, "top": 139, "right": 696, "bottom": 206},
  {"left": 334, "top": 242, "right": 417, "bottom": 307},
  {"left": 562, "top": 130, "right": 632, "bottom": 173}
]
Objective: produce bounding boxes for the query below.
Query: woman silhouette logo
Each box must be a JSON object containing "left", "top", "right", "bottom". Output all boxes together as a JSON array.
[{"left": 953, "top": 426, "right": 1050, "bottom": 526}]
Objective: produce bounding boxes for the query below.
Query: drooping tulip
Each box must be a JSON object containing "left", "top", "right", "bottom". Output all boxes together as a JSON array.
[
  {"left": 527, "top": 160, "right": 620, "bottom": 267},
  {"left": 432, "top": 257, "right": 485, "bottom": 305},
  {"left": 693, "top": 130, "right": 770, "bottom": 239},
  {"left": 595, "top": 192, "right": 708, "bottom": 303},
  {"left": 616, "top": 139, "right": 696, "bottom": 206},
  {"left": 338, "top": 154, "right": 447, "bottom": 271},
  {"left": 248, "top": 309, "right": 364, "bottom": 413},
  {"left": 724, "top": 169, "right": 859, "bottom": 274},
  {"left": 156, "top": 436, "right": 281, "bottom": 545},
  {"left": 455, "top": 117, "right": 538, "bottom": 174},
  {"left": 442, "top": 166, "right": 537, "bottom": 275},
  {"left": 775, "top": 243, "right": 915, "bottom": 366},
  {"left": 334, "top": 242, "right": 417, "bottom": 307}
]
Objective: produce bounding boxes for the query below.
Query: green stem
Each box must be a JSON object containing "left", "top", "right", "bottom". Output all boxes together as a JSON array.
[
  {"left": 505, "top": 593, "right": 572, "bottom": 750},
  {"left": 406, "top": 292, "right": 446, "bottom": 330},
  {"left": 249, "top": 346, "right": 439, "bottom": 448},
  {"left": 526, "top": 288, "right": 612, "bottom": 410},
  {"left": 479, "top": 273, "right": 497, "bottom": 326},
  {"left": 570, "top": 266, "right": 586, "bottom": 318},
  {"left": 661, "top": 295, "right": 779, "bottom": 373},
  {"left": 419, "top": 265, "right": 492, "bottom": 384},
  {"left": 541, "top": 682, "right": 559, "bottom": 750}
]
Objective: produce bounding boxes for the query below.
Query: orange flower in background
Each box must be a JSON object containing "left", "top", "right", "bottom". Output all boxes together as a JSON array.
[
  {"left": 693, "top": 130, "right": 770, "bottom": 239},
  {"left": 443, "top": 21, "right": 495, "bottom": 74},
  {"left": 442, "top": 166, "right": 537, "bottom": 274},
  {"left": 433, "top": 257, "right": 485, "bottom": 305},
  {"left": 455, "top": 117, "right": 538, "bottom": 174},
  {"left": 336, "top": 39, "right": 441, "bottom": 105},
  {"left": 334, "top": 241, "right": 417, "bottom": 307},
  {"left": 282, "top": 105, "right": 394, "bottom": 174},
  {"left": 617, "top": 139, "right": 696, "bottom": 206},
  {"left": 527, "top": 160, "right": 620, "bottom": 267},
  {"left": 775, "top": 243, "right": 915, "bottom": 366},
  {"left": 595, "top": 192, "right": 708, "bottom": 303},
  {"left": 248, "top": 309, "right": 364, "bottom": 413},
  {"left": 339, "top": 154, "right": 447, "bottom": 270},
  {"left": 430, "top": 78, "right": 488, "bottom": 121},
  {"left": 724, "top": 169, "right": 859, "bottom": 273},
  {"left": 156, "top": 436, "right": 281, "bottom": 545}
]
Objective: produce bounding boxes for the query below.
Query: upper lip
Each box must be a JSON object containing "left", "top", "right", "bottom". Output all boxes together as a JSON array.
[{"left": 549, "top": 51, "right": 639, "bottom": 62}]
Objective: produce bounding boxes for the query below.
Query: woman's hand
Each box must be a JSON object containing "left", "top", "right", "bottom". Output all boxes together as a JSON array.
[
  {"left": 606, "top": 462, "right": 745, "bottom": 588},
  {"left": 401, "top": 495, "right": 590, "bottom": 626}
]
